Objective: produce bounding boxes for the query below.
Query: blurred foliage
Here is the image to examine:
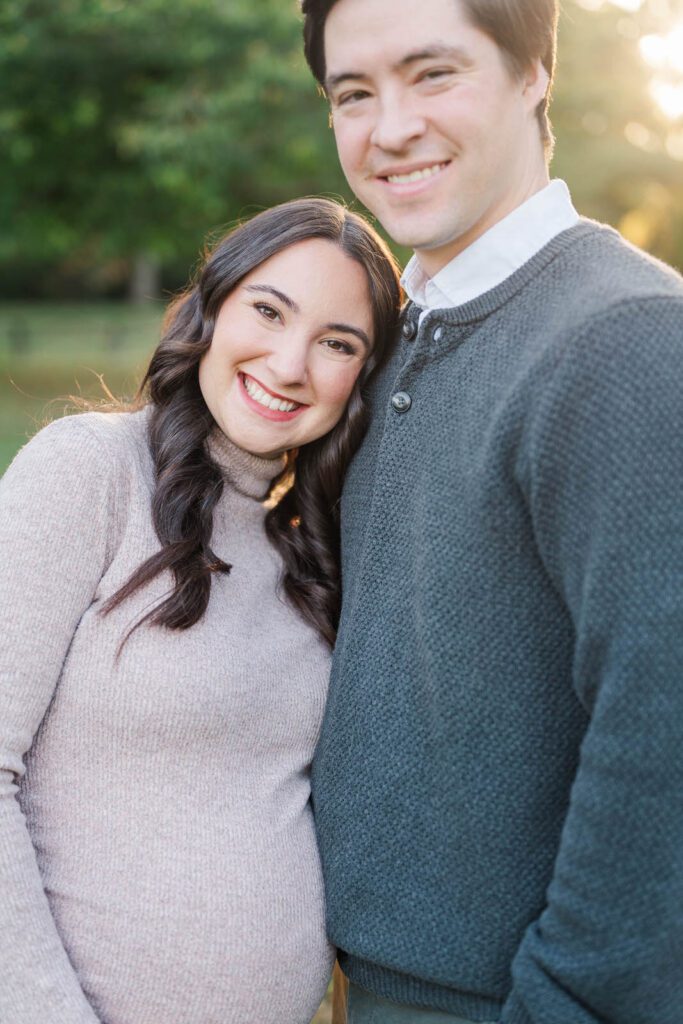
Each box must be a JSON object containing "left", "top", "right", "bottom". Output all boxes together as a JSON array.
[
  {"left": 1, "top": 0, "right": 682, "bottom": 299},
  {"left": 1, "top": 0, "right": 350, "bottom": 296}
]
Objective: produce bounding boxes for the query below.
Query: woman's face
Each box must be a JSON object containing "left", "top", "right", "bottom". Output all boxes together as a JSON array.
[{"left": 199, "top": 238, "right": 375, "bottom": 459}]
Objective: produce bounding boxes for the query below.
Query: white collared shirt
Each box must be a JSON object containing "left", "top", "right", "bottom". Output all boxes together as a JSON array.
[{"left": 401, "top": 179, "right": 579, "bottom": 316}]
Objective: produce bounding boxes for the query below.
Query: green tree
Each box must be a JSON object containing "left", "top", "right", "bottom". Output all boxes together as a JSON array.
[
  {"left": 2, "top": 0, "right": 682, "bottom": 298},
  {"left": 0, "top": 0, "right": 347, "bottom": 297}
]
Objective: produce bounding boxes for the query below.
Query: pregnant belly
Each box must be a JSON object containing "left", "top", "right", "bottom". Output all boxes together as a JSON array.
[{"left": 44, "top": 820, "right": 334, "bottom": 1024}]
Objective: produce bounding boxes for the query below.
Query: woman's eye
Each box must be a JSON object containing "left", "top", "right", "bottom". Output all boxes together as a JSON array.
[
  {"left": 255, "top": 303, "right": 280, "bottom": 322},
  {"left": 337, "top": 90, "right": 370, "bottom": 107},
  {"left": 323, "top": 338, "right": 354, "bottom": 355}
]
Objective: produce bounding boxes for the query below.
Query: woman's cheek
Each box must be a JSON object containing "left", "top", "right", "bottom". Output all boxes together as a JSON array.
[{"left": 322, "top": 361, "right": 364, "bottom": 406}]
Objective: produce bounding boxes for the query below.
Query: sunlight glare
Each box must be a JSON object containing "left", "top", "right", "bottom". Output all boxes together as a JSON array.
[
  {"left": 575, "top": 0, "right": 644, "bottom": 8},
  {"left": 640, "top": 25, "right": 683, "bottom": 74},
  {"left": 640, "top": 34, "right": 667, "bottom": 68},
  {"left": 666, "top": 129, "right": 683, "bottom": 160},
  {"left": 639, "top": 21, "right": 683, "bottom": 120},
  {"left": 649, "top": 80, "right": 683, "bottom": 120}
]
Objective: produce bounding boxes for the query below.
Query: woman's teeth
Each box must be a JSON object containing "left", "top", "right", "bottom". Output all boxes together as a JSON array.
[
  {"left": 387, "top": 162, "right": 447, "bottom": 184},
  {"left": 243, "top": 374, "right": 300, "bottom": 412}
]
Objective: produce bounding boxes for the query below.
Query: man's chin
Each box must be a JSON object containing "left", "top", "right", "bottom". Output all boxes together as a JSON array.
[{"left": 367, "top": 208, "right": 464, "bottom": 253}]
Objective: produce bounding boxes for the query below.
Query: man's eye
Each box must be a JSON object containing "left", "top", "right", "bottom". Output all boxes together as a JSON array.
[
  {"left": 255, "top": 303, "right": 280, "bottom": 321},
  {"left": 419, "top": 68, "right": 454, "bottom": 83}
]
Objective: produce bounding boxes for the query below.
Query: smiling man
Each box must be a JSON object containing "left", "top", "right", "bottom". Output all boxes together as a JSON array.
[{"left": 301, "top": 1, "right": 683, "bottom": 1023}]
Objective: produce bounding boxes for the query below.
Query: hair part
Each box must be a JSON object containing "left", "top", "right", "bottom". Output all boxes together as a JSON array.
[
  {"left": 301, "top": 0, "right": 558, "bottom": 157},
  {"left": 103, "top": 197, "right": 401, "bottom": 647}
]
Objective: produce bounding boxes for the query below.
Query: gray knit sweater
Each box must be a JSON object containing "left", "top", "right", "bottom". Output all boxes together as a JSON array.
[
  {"left": 313, "top": 220, "right": 683, "bottom": 1023},
  {"left": 0, "top": 408, "right": 334, "bottom": 1023}
]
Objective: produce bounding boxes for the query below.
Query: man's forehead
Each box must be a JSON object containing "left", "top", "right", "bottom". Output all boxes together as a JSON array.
[{"left": 323, "top": 0, "right": 476, "bottom": 82}]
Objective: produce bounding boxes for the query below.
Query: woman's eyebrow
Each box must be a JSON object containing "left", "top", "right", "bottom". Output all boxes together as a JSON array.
[
  {"left": 325, "top": 322, "right": 371, "bottom": 351},
  {"left": 244, "top": 284, "right": 300, "bottom": 313}
]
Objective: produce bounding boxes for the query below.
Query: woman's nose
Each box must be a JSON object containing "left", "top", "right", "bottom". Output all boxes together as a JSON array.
[{"left": 265, "top": 336, "right": 310, "bottom": 387}]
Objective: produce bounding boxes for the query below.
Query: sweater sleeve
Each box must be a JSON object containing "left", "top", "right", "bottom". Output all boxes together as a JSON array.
[
  {"left": 0, "top": 415, "right": 118, "bottom": 1023},
  {"left": 501, "top": 296, "right": 683, "bottom": 1024}
]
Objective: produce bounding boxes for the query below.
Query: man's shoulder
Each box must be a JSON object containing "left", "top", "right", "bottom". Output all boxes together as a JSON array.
[
  {"left": 502, "top": 219, "right": 683, "bottom": 374},
  {"left": 553, "top": 218, "right": 683, "bottom": 307}
]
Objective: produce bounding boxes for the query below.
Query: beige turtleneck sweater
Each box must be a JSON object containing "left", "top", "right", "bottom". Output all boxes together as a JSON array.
[{"left": 0, "top": 408, "right": 334, "bottom": 1024}]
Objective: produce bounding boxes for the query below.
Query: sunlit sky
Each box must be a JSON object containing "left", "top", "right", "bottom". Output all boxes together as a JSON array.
[{"left": 574, "top": 0, "right": 683, "bottom": 159}]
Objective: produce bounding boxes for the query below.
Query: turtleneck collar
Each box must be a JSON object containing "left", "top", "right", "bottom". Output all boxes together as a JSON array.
[{"left": 207, "top": 426, "right": 286, "bottom": 501}]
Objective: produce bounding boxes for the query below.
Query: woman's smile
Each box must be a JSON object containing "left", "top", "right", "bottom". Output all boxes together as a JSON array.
[{"left": 238, "top": 371, "right": 307, "bottom": 421}]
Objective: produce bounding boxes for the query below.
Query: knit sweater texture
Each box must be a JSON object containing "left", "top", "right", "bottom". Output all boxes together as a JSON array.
[
  {"left": 312, "top": 221, "right": 683, "bottom": 1024},
  {"left": 0, "top": 408, "right": 334, "bottom": 1024}
]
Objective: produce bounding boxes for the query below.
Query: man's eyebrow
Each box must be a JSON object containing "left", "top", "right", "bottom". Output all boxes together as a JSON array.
[
  {"left": 325, "top": 44, "right": 472, "bottom": 92},
  {"left": 396, "top": 44, "right": 474, "bottom": 69},
  {"left": 325, "top": 322, "right": 371, "bottom": 351},
  {"left": 244, "top": 284, "right": 300, "bottom": 313}
]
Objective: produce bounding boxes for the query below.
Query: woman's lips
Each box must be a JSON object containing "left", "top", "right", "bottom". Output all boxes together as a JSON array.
[{"left": 238, "top": 372, "right": 307, "bottom": 422}]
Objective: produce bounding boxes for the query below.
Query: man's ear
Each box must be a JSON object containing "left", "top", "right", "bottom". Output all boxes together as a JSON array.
[{"left": 522, "top": 57, "right": 550, "bottom": 113}]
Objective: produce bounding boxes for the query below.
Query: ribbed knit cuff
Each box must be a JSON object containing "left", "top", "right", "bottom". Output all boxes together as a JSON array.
[
  {"left": 341, "top": 955, "right": 503, "bottom": 1021},
  {"left": 498, "top": 989, "right": 534, "bottom": 1024}
]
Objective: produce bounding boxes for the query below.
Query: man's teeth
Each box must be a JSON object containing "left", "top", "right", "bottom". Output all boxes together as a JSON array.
[
  {"left": 243, "top": 375, "right": 300, "bottom": 412},
  {"left": 387, "top": 163, "right": 446, "bottom": 184}
]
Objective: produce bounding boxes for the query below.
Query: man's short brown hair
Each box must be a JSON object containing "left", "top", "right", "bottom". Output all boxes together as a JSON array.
[{"left": 301, "top": 0, "right": 559, "bottom": 156}]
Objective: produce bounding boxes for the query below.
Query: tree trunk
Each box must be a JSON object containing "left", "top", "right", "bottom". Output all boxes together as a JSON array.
[{"left": 128, "top": 253, "right": 161, "bottom": 303}]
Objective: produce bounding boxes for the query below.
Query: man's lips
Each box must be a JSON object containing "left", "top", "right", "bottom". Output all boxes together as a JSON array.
[
  {"left": 375, "top": 160, "right": 451, "bottom": 185},
  {"left": 238, "top": 372, "right": 307, "bottom": 422},
  {"left": 370, "top": 158, "right": 450, "bottom": 194}
]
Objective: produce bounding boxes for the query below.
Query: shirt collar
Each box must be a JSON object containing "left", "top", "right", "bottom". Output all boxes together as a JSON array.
[{"left": 401, "top": 179, "right": 579, "bottom": 312}]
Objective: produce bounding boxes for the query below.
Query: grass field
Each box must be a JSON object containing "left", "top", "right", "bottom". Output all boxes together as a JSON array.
[{"left": 0, "top": 301, "right": 164, "bottom": 473}]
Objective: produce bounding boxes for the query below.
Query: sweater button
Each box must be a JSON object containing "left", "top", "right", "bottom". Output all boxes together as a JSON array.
[
  {"left": 391, "top": 391, "right": 412, "bottom": 413},
  {"left": 433, "top": 325, "right": 443, "bottom": 342},
  {"left": 401, "top": 318, "right": 417, "bottom": 341}
]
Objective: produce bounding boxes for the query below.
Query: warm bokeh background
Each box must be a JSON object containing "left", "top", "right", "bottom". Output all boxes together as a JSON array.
[
  {"left": 1, "top": 1, "right": 682, "bottom": 1019},
  {"left": 2, "top": 0, "right": 683, "bottom": 478}
]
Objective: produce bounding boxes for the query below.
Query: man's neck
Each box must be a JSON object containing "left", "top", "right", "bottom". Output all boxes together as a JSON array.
[
  {"left": 415, "top": 168, "right": 551, "bottom": 280},
  {"left": 402, "top": 179, "right": 579, "bottom": 313}
]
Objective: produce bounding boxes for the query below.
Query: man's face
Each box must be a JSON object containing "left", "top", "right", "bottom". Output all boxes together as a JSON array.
[{"left": 324, "top": 0, "right": 549, "bottom": 276}]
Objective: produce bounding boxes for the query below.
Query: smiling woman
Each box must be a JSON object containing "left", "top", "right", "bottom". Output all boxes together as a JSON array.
[
  {"left": 198, "top": 237, "right": 374, "bottom": 459},
  {"left": 0, "top": 198, "right": 401, "bottom": 1024}
]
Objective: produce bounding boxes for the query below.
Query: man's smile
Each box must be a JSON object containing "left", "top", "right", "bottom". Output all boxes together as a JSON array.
[{"left": 379, "top": 160, "right": 451, "bottom": 185}]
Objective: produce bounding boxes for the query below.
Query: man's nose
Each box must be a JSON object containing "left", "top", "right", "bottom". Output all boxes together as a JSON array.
[
  {"left": 265, "top": 336, "right": 309, "bottom": 387},
  {"left": 370, "top": 93, "right": 426, "bottom": 152}
]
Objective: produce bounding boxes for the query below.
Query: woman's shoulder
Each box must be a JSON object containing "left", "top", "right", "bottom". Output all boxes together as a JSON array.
[
  {"left": 32, "top": 404, "right": 149, "bottom": 449},
  {"left": 11, "top": 406, "right": 150, "bottom": 473},
  {"left": 1, "top": 407, "right": 153, "bottom": 515},
  {"left": 0, "top": 408, "right": 156, "bottom": 564}
]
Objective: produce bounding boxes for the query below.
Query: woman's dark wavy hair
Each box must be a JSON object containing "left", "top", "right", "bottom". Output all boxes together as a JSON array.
[{"left": 103, "top": 197, "right": 402, "bottom": 647}]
